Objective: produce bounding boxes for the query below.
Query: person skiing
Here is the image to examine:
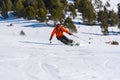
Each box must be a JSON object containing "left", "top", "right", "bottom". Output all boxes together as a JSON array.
[{"left": 49, "top": 24, "right": 73, "bottom": 45}]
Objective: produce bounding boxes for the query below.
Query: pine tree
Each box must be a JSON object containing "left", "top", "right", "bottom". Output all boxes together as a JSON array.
[
  {"left": 101, "top": 20, "right": 109, "bottom": 35},
  {"left": 93, "top": 0, "right": 103, "bottom": 9},
  {"left": 78, "top": 0, "right": 87, "bottom": 13},
  {"left": 43, "top": 0, "right": 53, "bottom": 9},
  {"left": 117, "top": 3, "right": 120, "bottom": 19},
  {"left": 0, "top": 0, "right": 2, "bottom": 6},
  {"left": 23, "top": 0, "right": 37, "bottom": 9},
  {"left": 13, "top": 0, "right": 24, "bottom": 17},
  {"left": 104, "top": 6, "right": 108, "bottom": 16},
  {"left": 60, "top": 0, "right": 67, "bottom": 10},
  {"left": 24, "top": 6, "right": 36, "bottom": 20},
  {"left": 78, "top": 0, "right": 96, "bottom": 24},
  {"left": 50, "top": 8, "right": 65, "bottom": 24},
  {"left": 74, "top": 0, "right": 80, "bottom": 9},
  {"left": 118, "top": 23, "right": 120, "bottom": 29},
  {"left": 1, "top": 0, "right": 12, "bottom": 11},
  {"left": 0, "top": 7, "right": 2, "bottom": 11},
  {"left": 97, "top": 11, "right": 104, "bottom": 22},
  {"left": 108, "top": 10, "right": 119, "bottom": 26},
  {"left": 37, "top": 0, "right": 46, "bottom": 9},
  {"left": 118, "top": 4, "right": 120, "bottom": 32},
  {"left": 36, "top": 0, "right": 47, "bottom": 22},
  {"left": 86, "top": 3, "right": 96, "bottom": 24},
  {"left": 37, "top": 8, "right": 47, "bottom": 22},
  {"left": 1, "top": 0, "right": 12, "bottom": 18},
  {"left": 68, "top": 3, "right": 77, "bottom": 19},
  {"left": 64, "top": 17, "right": 77, "bottom": 33},
  {"left": 6, "top": 0, "right": 12, "bottom": 11},
  {"left": 1, "top": 1, "right": 8, "bottom": 19},
  {"left": 45, "top": 0, "right": 66, "bottom": 24},
  {"left": 105, "top": 1, "right": 110, "bottom": 7},
  {"left": 97, "top": 9, "right": 109, "bottom": 35},
  {"left": 44, "top": 0, "right": 60, "bottom": 10},
  {"left": 0, "top": 0, "right": 2, "bottom": 10},
  {"left": 97, "top": 10, "right": 108, "bottom": 23}
]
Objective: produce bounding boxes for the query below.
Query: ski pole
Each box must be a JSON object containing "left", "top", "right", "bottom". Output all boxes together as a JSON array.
[
  {"left": 72, "top": 34, "right": 80, "bottom": 39},
  {"left": 72, "top": 34, "right": 90, "bottom": 43},
  {"left": 49, "top": 39, "right": 52, "bottom": 44},
  {"left": 50, "top": 40, "right": 52, "bottom": 44}
]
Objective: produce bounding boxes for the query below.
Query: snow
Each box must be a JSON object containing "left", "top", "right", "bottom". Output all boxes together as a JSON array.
[
  {"left": 0, "top": 0, "right": 120, "bottom": 80},
  {"left": 101, "top": 0, "right": 120, "bottom": 12}
]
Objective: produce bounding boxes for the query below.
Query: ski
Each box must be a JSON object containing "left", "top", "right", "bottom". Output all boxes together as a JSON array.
[{"left": 67, "top": 41, "right": 80, "bottom": 46}]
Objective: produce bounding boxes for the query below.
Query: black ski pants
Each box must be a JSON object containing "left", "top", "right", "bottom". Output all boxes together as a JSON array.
[{"left": 57, "top": 35, "right": 73, "bottom": 44}]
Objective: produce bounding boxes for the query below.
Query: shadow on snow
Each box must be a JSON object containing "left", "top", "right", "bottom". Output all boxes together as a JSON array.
[
  {"left": 19, "top": 41, "right": 63, "bottom": 45},
  {"left": 24, "top": 23, "right": 47, "bottom": 28},
  {"left": 74, "top": 21, "right": 101, "bottom": 27},
  {"left": 81, "top": 31, "right": 120, "bottom": 36}
]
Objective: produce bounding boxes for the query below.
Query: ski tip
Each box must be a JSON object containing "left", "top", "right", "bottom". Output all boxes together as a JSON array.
[{"left": 67, "top": 42, "right": 80, "bottom": 46}]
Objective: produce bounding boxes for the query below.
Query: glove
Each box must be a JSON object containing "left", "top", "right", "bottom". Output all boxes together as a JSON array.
[
  {"left": 49, "top": 37, "right": 52, "bottom": 43},
  {"left": 49, "top": 37, "right": 52, "bottom": 41},
  {"left": 69, "top": 33, "right": 72, "bottom": 35}
]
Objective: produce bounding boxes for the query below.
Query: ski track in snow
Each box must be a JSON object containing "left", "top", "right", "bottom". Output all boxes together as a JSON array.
[{"left": 1, "top": 0, "right": 120, "bottom": 79}]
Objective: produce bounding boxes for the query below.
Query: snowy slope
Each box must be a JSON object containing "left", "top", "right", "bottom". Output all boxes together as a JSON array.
[
  {"left": 0, "top": 14, "right": 120, "bottom": 80},
  {"left": 68, "top": 0, "right": 120, "bottom": 12},
  {"left": 101, "top": 0, "right": 120, "bottom": 12},
  {"left": 0, "top": 0, "right": 120, "bottom": 80}
]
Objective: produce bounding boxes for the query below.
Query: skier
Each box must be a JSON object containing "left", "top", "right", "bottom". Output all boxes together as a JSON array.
[{"left": 49, "top": 24, "right": 73, "bottom": 45}]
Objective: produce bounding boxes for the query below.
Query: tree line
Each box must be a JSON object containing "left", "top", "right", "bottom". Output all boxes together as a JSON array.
[{"left": 0, "top": 0, "right": 120, "bottom": 34}]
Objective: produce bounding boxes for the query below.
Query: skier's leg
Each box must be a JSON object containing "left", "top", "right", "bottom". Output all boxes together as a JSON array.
[
  {"left": 57, "top": 36, "right": 69, "bottom": 44},
  {"left": 62, "top": 36, "right": 73, "bottom": 43},
  {"left": 57, "top": 36, "right": 73, "bottom": 44}
]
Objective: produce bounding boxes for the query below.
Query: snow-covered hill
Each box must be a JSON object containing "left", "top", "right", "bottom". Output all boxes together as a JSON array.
[
  {"left": 0, "top": 0, "right": 120, "bottom": 80},
  {"left": 0, "top": 13, "right": 120, "bottom": 80},
  {"left": 101, "top": 0, "right": 120, "bottom": 12},
  {"left": 68, "top": 0, "right": 120, "bottom": 12}
]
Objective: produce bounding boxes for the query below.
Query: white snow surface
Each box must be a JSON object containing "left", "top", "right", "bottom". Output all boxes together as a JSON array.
[
  {"left": 100, "top": 0, "right": 120, "bottom": 12},
  {"left": 0, "top": 0, "right": 120, "bottom": 80}
]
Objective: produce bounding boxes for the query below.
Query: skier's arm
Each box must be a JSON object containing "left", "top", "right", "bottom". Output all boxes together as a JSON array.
[
  {"left": 62, "top": 26, "right": 72, "bottom": 35},
  {"left": 49, "top": 28, "right": 56, "bottom": 40}
]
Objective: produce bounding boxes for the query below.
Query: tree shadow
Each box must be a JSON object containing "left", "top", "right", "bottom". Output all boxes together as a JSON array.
[
  {"left": 24, "top": 23, "right": 47, "bottom": 28},
  {"left": 19, "top": 41, "right": 63, "bottom": 45},
  {"left": 81, "top": 31, "right": 120, "bottom": 36},
  {"left": 74, "top": 21, "right": 101, "bottom": 26},
  {"left": 0, "top": 16, "right": 48, "bottom": 28},
  {"left": 109, "top": 31, "right": 119, "bottom": 36},
  {"left": 81, "top": 32, "right": 103, "bottom": 36}
]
